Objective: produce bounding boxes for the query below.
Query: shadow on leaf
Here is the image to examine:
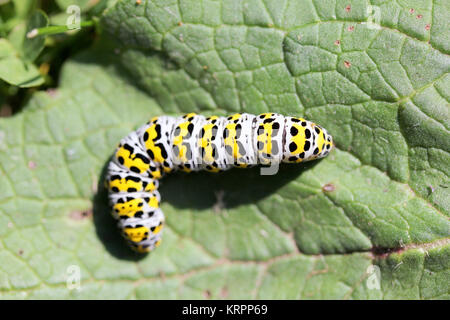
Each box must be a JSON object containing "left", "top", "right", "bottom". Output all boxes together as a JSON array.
[
  {"left": 160, "top": 161, "right": 320, "bottom": 210},
  {"left": 92, "top": 157, "right": 148, "bottom": 261}
]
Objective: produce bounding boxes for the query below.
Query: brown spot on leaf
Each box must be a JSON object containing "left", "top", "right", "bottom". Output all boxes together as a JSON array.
[
  {"left": 347, "top": 25, "right": 354, "bottom": 32},
  {"left": 345, "top": 5, "right": 351, "bottom": 12},
  {"left": 70, "top": 209, "right": 93, "bottom": 220},
  {"left": 158, "top": 271, "right": 167, "bottom": 281},
  {"left": 46, "top": 89, "right": 59, "bottom": 98},
  {"left": 220, "top": 286, "right": 229, "bottom": 298},
  {"left": 425, "top": 24, "right": 431, "bottom": 30},
  {"left": 18, "top": 249, "right": 24, "bottom": 256},
  {"left": 371, "top": 246, "right": 405, "bottom": 258},
  {"left": 334, "top": 40, "right": 341, "bottom": 46},
  {"left": 409, "top": 8, "right": 415, "bottom": 14},
  {"left": 203, "top": 290, "right": 212, "bottom": 299},
  {"left": 0, "top": 104, "right": 12, "bottom": 117},
  {"left": 344, "top": 60, "right": 351, "bottom": 68},
  {"left": 322, "top": 183, "right": 336, "bottom": 192},
  {"left": 135, "top": 0, "right": 142, "bottom": 4},
  {"left": 416, "top": 14, "right": 423, "bottom": 19}
]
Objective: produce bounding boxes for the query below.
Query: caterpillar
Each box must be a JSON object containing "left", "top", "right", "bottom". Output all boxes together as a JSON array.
[{"left": 106, "top": 113, "right": 333, "bottom": 253}]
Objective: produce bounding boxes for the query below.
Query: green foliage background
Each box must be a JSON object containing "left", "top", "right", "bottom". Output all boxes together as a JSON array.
[{"left": 0, "top": 0, "right": 448, "bottom": 299}]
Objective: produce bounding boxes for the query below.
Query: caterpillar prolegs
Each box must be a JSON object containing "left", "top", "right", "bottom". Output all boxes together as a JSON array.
[{"left": 106, "top": 113, "right": 333, "bottom": 253}]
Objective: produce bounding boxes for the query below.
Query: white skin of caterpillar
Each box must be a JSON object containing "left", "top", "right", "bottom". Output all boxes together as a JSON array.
[{"left": 107, "top": 113, "right": 333, "bottom": 253}]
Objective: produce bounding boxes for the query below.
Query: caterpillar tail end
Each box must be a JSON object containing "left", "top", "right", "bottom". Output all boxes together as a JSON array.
[
  {"left": 120, "top": 216, "right": 165, "bottom": 254},
  {"left": 128, "top": 238, "right": 162, "bottom": 254}
]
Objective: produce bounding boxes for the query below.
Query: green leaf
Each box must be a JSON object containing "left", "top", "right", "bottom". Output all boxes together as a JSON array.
[
  {"left": 8, "top": 10, "right": 49, "bottom": 62},
  {"left": 11, "top": 0, "right": 35, "bottom": 19},
  {"left": 0, "top": 38, "right": 44, "bottom": 87},
  {"left": 23, "top": 10, "right": 48, "bottom": 61},
  {"left": 0, "top": 0, "right": 37, "bottom": 35},
  {"left": 0, "top": 0, "right": 449, "bottom": 299},
  {"left": 0, "top": 10, "right": 48, "bottom": 88}
]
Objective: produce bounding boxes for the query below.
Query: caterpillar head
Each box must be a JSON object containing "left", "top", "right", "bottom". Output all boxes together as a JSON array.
[
  {"left": 282, "top": 117, "right": 333, "bottom": 163},
  {"left": 315, "top": 126, "right": 333, "bottom": 159}
]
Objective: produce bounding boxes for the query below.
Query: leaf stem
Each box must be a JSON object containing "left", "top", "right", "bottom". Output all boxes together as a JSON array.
[{"left": 27, "top": 20, "right": 94, "bottom": 38}]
